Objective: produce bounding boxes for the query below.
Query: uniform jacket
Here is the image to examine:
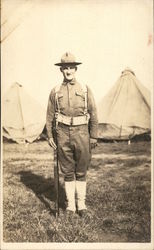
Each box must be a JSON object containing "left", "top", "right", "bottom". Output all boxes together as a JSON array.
[{"left": 46, "top": 79, "right": 98, "bottom": 139}]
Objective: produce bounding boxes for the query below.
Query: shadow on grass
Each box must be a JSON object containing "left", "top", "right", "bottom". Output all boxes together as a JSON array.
[{"left": 18, "top": 170, "right": 66, "bottom": 217}]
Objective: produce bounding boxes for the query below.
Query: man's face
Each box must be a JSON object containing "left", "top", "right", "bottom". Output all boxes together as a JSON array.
[{"left": 61, "top": 65, "right": 77, "bottom": 81}]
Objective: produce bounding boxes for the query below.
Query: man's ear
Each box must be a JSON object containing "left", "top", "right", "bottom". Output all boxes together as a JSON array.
[
  {"left": 75, "top": 66, "right": 77, "bottom": 71},
  {"left": 60, "top": 67, "right": 63, "bottom": 72}
]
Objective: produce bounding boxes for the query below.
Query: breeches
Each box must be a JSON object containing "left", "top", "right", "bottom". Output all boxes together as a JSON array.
[{"left": 57, "top": 124, "right": 91, "bottom": 181}]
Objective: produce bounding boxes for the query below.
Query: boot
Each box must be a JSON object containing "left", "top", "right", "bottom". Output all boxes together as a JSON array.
[
  {"left": 65, "top": 181, "right": 76, "bottom": 212},
  {"left": 76, "top": 181, "right": 87, "bottom": 211}
]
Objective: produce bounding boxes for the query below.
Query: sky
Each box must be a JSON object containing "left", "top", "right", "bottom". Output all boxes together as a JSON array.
[{"left": 1, "top": 0, "right": 153, "bottom": 108}]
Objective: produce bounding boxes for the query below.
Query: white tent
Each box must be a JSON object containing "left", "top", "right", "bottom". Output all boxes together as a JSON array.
[
  {"left": 2, "top": 82, "right": 46, "bottom": 143},
  {"left": 97, "top": 68, "right": 151, "bottom": 140}
]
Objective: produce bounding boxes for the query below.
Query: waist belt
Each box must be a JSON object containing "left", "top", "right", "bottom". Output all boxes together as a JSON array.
[{"left": 56, "top": 113, "right": 90, "bottom": 126}]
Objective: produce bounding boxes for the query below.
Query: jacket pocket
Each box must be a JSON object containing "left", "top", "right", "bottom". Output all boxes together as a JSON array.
[
  {"left": 57, "top": 93, "right": 63, "bottom": 99},
  {"left": 75, "top": 91, "right": 85, "bottom": 99}
]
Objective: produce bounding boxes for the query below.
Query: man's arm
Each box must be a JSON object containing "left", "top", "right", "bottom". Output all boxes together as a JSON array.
[
  {"left": 87, "top": 86, "right": 98, "bottom": 140},
  {"left": 46, "top": 89, "right": 57, "bottom": 149}
]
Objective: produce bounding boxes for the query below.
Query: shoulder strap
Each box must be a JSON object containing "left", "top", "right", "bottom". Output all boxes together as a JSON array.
[
  {"left": 54, "top": 83, "right": 61, "bottom": 93},
  {"left": 80, "top": 83, "right": 88, "bottom": 114},
  {"left": 54, "top": 84, "right": 61, "bottom": 113}
]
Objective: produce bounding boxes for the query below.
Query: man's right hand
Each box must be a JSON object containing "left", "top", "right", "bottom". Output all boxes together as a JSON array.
[{"left": 48, "top": 138, "right": 57, "bottom": 150}]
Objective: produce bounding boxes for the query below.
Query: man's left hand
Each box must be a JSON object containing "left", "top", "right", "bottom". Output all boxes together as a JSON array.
[{"left": 90, "top": 138, "right": 98, "bottom": 149}]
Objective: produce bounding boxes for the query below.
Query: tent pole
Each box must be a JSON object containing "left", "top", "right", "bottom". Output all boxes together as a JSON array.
[
  {"left": 119, "top": 125, "right": 122, "bottom": 138},
  {"left": 17, "top": 84, "right": 26, "bottom": 143},
  {"left": 128, "top": 140, "right": 131, "bottom": 145}
]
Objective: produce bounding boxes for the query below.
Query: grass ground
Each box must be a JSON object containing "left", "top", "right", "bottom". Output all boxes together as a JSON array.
[{"left": 3, "top": 140, "right": 151, "bottom": 242}]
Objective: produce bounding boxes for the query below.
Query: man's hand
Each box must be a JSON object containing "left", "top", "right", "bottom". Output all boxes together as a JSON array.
[
  {"left": 48, "top": 138, "right": 57, "bottom": 150},
  {"left": 90, "top": 138, "right": 98, "bottom": 149}
]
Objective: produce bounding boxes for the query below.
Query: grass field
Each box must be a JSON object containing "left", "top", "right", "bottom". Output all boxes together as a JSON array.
[{"left": 3, "top": 140, "right": 151, "bottom": 242}]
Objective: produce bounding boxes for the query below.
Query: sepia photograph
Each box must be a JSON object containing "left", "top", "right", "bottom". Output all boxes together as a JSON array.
[{"left": 1, "top": 0, "right": 153, "bottom": 250}]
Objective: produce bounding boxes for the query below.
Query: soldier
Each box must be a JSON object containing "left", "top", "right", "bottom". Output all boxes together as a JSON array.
[{"left": 46, "top": 52, "right": 98, "bottom": 217}]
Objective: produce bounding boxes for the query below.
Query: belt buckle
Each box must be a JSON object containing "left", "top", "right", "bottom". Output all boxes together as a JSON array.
[{"left": 70, "top": 117, "right": 73, "bottom": 126}]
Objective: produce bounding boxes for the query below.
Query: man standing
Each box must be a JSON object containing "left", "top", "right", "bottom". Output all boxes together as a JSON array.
[{"left": 46, "top": 52, "right": 98, "bottom": 217}]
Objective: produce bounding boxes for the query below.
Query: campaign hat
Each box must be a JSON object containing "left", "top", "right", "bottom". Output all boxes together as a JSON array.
[{"left": 55, "top": 52, "right": 82, "bottom": 66}]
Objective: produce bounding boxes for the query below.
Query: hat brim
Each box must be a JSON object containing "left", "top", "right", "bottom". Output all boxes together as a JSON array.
[{"left": 54, "top": 62, "right": 82, "bottom": 66}]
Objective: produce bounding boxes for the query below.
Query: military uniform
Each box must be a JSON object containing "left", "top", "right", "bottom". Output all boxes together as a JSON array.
[{"left": 46, "top": 53, "right": 98, "bottom": 215}]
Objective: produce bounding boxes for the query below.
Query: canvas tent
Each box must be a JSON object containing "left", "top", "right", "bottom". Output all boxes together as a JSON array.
[
  {"left": 97, "top": 68, "right": 151, "bottom": 140},
  {"left": 2, "top": 82, "right": 46, "bottom": 143}
]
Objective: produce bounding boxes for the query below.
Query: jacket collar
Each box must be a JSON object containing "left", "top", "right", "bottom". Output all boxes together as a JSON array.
[{"left": 62, "top": 78, "right": 76, "bottom": 85}]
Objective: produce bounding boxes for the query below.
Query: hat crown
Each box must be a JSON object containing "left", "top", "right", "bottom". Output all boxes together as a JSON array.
[
  {"left": 61, "top": 52, "right": 76, "bottom": 63},
  {"left": 55, "top": 52, "right": 81, "bottom": 66}
]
